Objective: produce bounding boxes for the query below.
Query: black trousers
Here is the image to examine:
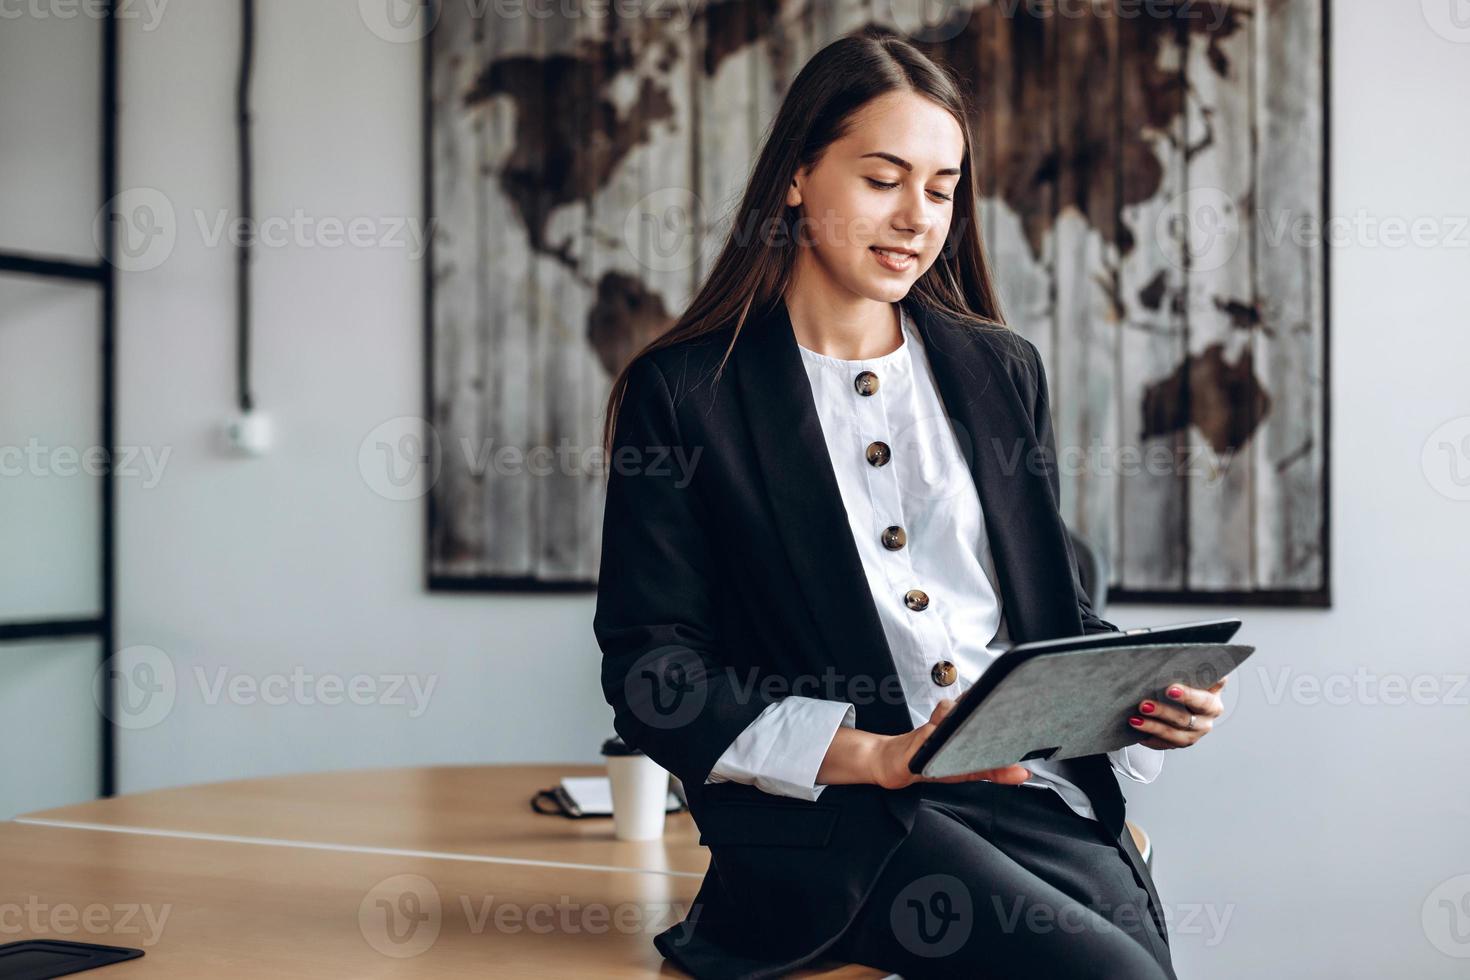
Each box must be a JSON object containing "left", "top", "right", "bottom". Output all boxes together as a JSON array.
[{"left": 829, "top": 780, "right": 1178, "bottom": 980}]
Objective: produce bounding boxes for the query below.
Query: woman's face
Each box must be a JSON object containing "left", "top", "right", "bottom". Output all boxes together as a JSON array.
[{"left": 785, "top": 90, "right": 965, "bottom": 303}]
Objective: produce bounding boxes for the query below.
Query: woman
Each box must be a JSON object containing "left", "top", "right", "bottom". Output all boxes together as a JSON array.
[{"left": 594, "top": 26, "right": 1225, "bottom": 980}]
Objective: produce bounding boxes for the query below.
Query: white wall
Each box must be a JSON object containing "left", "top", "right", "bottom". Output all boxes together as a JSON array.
[
  {"left": 94, "top": 2, "right": 1470, "bottom": 977},
  {"left": 111, "top": 0, "right": 613, "bottom": 794}
]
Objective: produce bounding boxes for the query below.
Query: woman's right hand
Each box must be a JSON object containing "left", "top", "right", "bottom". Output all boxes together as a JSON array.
[{"left": 867, "top": 697, "right": 1032, "bottom": 791}]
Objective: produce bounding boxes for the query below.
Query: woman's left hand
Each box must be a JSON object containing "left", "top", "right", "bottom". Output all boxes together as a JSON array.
[{"left": 1127, "top": 676, "right": 1228, "bottom": 749}]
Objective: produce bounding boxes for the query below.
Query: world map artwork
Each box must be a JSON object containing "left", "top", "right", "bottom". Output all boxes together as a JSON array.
[{"left": 425, "top": 0, "right": 1327, "bottom": 606}]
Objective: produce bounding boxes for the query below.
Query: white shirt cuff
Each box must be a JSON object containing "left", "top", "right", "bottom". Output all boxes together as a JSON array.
[
  {"left": 704, "top": 697, "right": 857, "bottom": 801},
  {"left": 1109, "top": 743, "right": 1165, "bottom": 783}
]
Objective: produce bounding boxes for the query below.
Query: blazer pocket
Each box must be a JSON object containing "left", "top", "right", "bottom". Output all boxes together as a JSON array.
[{"left": 696, "top": 800, "right": 840, "bottom": 849}]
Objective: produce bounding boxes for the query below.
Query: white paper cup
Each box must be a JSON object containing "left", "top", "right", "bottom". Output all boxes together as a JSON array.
[{"left": 603, "top": 740, "right": 669, "bottom": 841}]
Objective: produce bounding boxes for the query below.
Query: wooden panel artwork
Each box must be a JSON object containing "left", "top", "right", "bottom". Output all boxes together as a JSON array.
[{"left": 425, "top": 0, "right": 1328, "bottom": 604}]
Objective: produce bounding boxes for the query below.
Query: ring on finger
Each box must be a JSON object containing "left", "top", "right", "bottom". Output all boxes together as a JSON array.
[{"left": 1185, "top": 714, "right": 1196, "bottom": 730}]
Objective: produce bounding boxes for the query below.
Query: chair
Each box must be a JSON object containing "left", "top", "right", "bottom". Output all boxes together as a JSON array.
[{"left": 1068, "top": 526, "right": 1152, "bottom": 872}]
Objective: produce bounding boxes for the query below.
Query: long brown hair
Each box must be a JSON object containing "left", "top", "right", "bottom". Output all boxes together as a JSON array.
[{"left": 601, "top": 24, "right": 1009, "bottom": 453}]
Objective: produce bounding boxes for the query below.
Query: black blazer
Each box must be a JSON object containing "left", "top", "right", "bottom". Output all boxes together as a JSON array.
[{"left": 593, "top": 296, "right": 1154, "bottom": 979}]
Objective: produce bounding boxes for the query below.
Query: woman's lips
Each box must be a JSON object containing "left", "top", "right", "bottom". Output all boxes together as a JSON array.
[{"left": 870, "top": 246, "right": 917, "bottom": 272}]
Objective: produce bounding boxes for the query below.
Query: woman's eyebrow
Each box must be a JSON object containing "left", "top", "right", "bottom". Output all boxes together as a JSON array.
[{"left": 859, "top": 151, "right": 961, "bottom": 176}]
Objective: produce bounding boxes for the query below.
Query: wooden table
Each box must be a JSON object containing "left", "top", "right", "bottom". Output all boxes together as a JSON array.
[{"left": 7, "top": 765, "right": 886, "bottom": 978}]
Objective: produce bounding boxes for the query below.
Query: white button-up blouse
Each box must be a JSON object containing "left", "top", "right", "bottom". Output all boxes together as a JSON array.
[{"left": 704, "top": 303, "right": 1162, "bottom": 821}]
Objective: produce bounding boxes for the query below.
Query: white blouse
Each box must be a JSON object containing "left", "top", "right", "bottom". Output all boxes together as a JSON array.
[{"left": 705, "top": 303, "right": 1162, "bottom": 821}]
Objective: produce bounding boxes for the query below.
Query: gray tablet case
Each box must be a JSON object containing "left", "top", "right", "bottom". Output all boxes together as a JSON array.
[{"left": 915, "top": 642, "right": 1256, "bottom": 779}]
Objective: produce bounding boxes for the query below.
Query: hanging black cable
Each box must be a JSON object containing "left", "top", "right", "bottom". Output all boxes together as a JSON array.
[{"left": 236, "top": 0, "right": 255, "bottom": 413}]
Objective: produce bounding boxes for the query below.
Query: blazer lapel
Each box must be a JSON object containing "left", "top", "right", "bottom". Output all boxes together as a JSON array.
[
  {"left": 732, "top": 297, "right": 912, "bottom": 737},
  {"left": 910, "top": 303, "right": 1085, "bottom": 645},
  {"left": 912, "top": 305, "right": 1126, "bottom": 835}
]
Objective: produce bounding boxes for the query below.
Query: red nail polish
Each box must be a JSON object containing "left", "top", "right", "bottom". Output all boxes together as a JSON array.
[
  {"left": 1167, "top": 687, "right": 1183, "bottom": 699},
  {"left": 1128, "top": 717, "right": 1144, "bottom": 727},
  {"left": 1140, "top": 702, "right": 1155, "bottom": 714}
]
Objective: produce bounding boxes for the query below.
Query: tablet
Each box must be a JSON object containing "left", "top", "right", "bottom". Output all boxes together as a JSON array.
[{"left": 909, "top": 618, "right": 1252, "bottom": 779}]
